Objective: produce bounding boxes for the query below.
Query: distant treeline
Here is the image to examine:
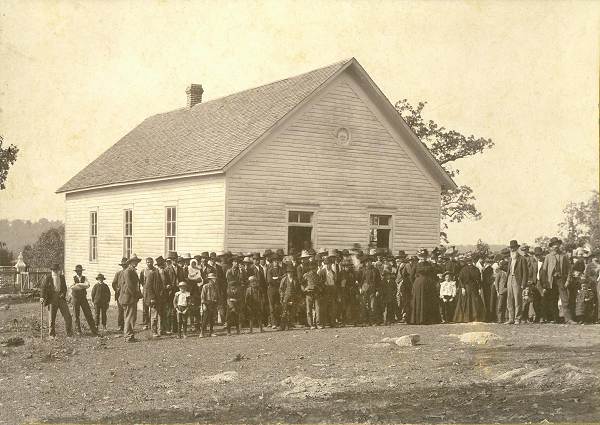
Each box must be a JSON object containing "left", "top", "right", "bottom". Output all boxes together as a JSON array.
[{"left": 0, "top": 218, "right": 64, "bottom": 254}]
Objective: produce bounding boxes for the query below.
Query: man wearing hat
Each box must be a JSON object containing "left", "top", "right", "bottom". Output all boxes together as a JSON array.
[
  {"left": 505, "top": 240, "right": 530, "bottom": 324},
  {"left": 358, "top": 253, "right": 381, "bottom": 326},
  {"left": 118, "top": 254, "right": 143, "bottom": 342},
  {"left": 91, "top": 273, "right": 111, "bottom": 332},
  {"left": 540, "top": 237, "right": 574, "bottom": 323},
  {"left": 301, "top": 260, "right": 323, "bottom": 329},
  {"left": 395, "top": 251, "right": 411, "bottom": 322},
  {"left": 317, "top": 251, "right": 339, "bottom": 327},
  {"left": 266, "top": 253, "right": 283, "bottom": 329},
  {"left": 208, "top": 252, "right": 227, "bottom": 325},
  {"left": 156, "top": 256, "right": 177, "bottom": 335},
  {"left": 279, "top": 263, "right": 301, "bottom": 330},
  {"left": 40, "top": 263, "right": 74, "bottom": 338},
  {"left": 71, "top": 265, "right": 98, "bottom": 336},
  {"left": 140, "top": 257, "right": 166, "bottom": 337},
  {"left": 111, "top": 257, "right": 129, "bottom": 332}
]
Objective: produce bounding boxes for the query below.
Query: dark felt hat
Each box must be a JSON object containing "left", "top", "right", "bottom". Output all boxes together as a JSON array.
[
  {"left": 533, "top": 247, "right": 544, "bottom": 256},
  {"left": 96, "top": 273, "right": 105, "bottom": 281},
  {"left": 508, "top": 240, "right": 520, "bottom": 250},
  {"left": 128, "top": 254, "right": 142, "bottom": 264},
  {"left": 119, "top": 257, "right": 129, "bottom": 266},
  {"left": 549, "top": 237, "right": 562, "bottom": 247}
]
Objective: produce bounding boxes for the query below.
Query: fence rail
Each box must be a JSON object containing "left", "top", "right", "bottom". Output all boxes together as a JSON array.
[{"left": 0, "top": 267, "right": 50, "bottom": 292}]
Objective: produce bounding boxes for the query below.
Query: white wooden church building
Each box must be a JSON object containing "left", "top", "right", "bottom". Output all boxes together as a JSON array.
[{"left": 57, "top": 58, "right": 456, "bottom": 276}]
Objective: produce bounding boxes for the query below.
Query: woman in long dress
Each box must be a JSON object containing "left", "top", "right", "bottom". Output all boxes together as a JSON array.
[
  {"left": 454, "top": 254, "right": 486, "bottom": 322},
  {"left": 409, "top": 248, "right": 441, "bottom": 325}
]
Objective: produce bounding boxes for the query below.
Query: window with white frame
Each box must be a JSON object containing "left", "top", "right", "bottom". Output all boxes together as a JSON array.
[
  {"left": 123, "top": 209, "right": 132, "bottom": 258},
  {"left": 89, "top": 211, "right": 98, "bottom": 261},
  {"left": 369, "top": 214, "right": 392, "bottom": 249},
  {"left": 165, "top": 206, "right": 177, "bottom": 254}
]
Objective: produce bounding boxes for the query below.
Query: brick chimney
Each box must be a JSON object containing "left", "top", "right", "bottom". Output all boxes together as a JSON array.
[{"left": 186, "top": 84, "right": 204, "bottom": 108}]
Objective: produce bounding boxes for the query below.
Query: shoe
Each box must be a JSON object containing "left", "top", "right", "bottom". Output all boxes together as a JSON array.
[
  {"left": 503, "top": 321, "right": 513, "bottom": 325},
  {"left": 310, "top": 326, "right": 316, "bottom": 330},
  {"left": 143, "top": 325, "right": 149, "bottom": 330},
  {"left": 566, "top": 320, "right": 578, "bottom": 325},
  {"left": 271, "top": 325, "right": 277, "bottom": 329},
  {"left": 515, "top": 320, "right": 521, "bottom": 325},
  {"left": 152, "top": 333, "right": 159, "bottom": 338},
  {"left": 126, "top": 337, "right": 137, "bottom": 343},
  {"left": 117, "top": 327, "right": 124, "bottom": 332},
  {"left": 199, "top": 333, "right": 205, "bottom": 338},
  {"left": 165, "top": 331, "right": 172, "bottom": 335}
]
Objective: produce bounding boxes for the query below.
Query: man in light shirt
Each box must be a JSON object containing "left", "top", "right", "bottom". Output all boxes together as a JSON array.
[{"left": 40, "top": 263, "right": 73, "bottom": 338}]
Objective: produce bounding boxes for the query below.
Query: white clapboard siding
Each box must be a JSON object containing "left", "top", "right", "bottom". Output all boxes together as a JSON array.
[
  {"left": 225, "top": 72, "right": 441, "bottom": 254},
  {"left": 64, "top": 175, "right": 225, "bottom": 289}
]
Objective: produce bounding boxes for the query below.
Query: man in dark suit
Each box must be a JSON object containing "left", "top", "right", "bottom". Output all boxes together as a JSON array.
[
  {"left": 505, "top": 240, "right": 529, "bottom": 324},
  {"left": 118, "top": 255, "right": 142, "bottom": 342},
  {"left": 540, "top": 237, "right": 574, "bottom": 323},
  {"left": 141, "top": 257, "right": 166, "bottom": 337},
  {"left": 111, "top": 257, "right": 128, "bottom": 332},
  {"left": 40, "top": 263, "right": 73, "bottom": 338}
]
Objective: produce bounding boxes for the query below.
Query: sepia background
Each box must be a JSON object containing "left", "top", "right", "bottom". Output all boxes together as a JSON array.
[{"left": 0, "top": 0, "right": 598, "bottom": 245}]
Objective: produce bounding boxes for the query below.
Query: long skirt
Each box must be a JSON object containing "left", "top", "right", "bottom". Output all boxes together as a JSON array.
[
  {"left": 409, "top": 277, "right": 440, "bottom": 325},
  {"left": 454, "top": 284, "right": 486, "bottom": 322}
]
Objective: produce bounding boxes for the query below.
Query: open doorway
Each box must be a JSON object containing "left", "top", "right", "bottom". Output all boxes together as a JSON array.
[
  {"left": 288, "top": 226, "right": 312, "bottom": 253},
  {"left": 287, "top": 210, "right": 314, "bottom": 253}
]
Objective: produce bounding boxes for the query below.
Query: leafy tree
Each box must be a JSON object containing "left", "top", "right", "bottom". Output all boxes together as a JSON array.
[
  {"left": 475, "top": 238, "right": 490, "bottom": 258},
  {"left": 21, "top": 226, "right": 64, "bottom": 268},
  {"left": 0, "top": 241, "right": 14, "bottom": 266},
  {"left": 395, "top": 100, "right": 494, "bottom": 242},
  {"left": 0, "top": 135, "right": 19, "bottom": 190},
  {"left": 534, "top": 235, "right": 552, "bottom": 251},
  {"left": 558, "top": 190, "right": 600, "bottom": 250}
]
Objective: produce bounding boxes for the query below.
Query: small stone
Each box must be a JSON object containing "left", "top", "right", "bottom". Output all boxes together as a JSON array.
[{"left": 393, "top": 334, "right": 420, "bottom": 347}]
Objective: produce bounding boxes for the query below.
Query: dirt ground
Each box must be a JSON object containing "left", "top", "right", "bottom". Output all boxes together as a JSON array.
[{"left": 0, "top": 301, "right": 599, "bottom": 424}]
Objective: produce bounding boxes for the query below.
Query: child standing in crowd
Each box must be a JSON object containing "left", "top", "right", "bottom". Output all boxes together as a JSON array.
[
  {"left": 91, "top": 273, "right": 111, "bottom": 332},
  {"left": 200, "top": 273, "right": 219, "bottom": 337},
  {"left": 245, "top": 276, "right": 264, "bottom": 333},
  {"left": 439, "top": 272, "right": 456, "bottom": 323},
  {"left": 521, "top": 285, "right": 534, "bottom": 322},
  {"left": 173, "top": 282, "right": 190, "bottom": 338},
  {"left": 493, "top": 257, "right": 508, "bottom": 323},
  {"left": 571, "top": 261, "right": 595, "bottom": 324}
]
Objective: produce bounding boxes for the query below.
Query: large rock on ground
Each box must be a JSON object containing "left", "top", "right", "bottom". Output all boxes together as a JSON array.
[
  {"left": 493, "top": 364, "right": 598, "bottom": 390},
  {"left": 459, "top": 332, "right": 501, "bottom": 345},
  {"left": 381, "top": 334, "right": 420, "bottom": 346}
]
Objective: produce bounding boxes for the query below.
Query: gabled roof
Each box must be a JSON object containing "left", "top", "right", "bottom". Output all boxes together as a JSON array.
[
  {"left": 58, "top": 58, "right": 456, "bottom": 193},
  {"left": 57, "top": 59, "right": 350, "bottom": 193}
]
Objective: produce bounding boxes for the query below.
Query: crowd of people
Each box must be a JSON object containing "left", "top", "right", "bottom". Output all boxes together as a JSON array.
[{"left": 39, "top": 237, "right": 600, "bottom": 341}]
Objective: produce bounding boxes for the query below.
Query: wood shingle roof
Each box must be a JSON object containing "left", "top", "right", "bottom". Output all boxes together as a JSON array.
[{"left": 57, "top": 59, "right": 350, "bottom": 193}]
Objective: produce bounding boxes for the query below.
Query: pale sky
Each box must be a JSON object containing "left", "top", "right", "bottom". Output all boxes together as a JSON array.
[{"left": 1, "top": 0, "right": 598, "bottom": 245}]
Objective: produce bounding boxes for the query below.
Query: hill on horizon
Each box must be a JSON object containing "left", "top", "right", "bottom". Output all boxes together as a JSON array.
[{"left": 0, "top": 218, "right": 64, "bottom": 254}]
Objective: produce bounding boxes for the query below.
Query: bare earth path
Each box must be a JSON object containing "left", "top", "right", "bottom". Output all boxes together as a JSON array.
[{"left": 0, "top": 302, "right": 599, "bottom": 424}]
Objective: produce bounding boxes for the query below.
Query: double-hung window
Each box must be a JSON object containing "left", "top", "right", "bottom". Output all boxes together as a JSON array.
[
  {"left": 165, "top": 206, "right": 177, "bottom": 254},
  {"left": 123, "top": 209, "right": 133, "bottom": 258},
  {"left": 89, "top": 211, "right": 98, "bottom": 261}
]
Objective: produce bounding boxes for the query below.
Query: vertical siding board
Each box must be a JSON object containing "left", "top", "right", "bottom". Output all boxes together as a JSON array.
[{"left": 226, "top": 75, "right": 441, "bottom": 253}]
